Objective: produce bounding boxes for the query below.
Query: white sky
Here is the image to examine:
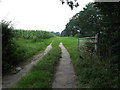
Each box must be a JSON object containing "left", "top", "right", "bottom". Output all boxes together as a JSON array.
[{"left": 0, "top": 0, "right": 94, "bottom": 33}]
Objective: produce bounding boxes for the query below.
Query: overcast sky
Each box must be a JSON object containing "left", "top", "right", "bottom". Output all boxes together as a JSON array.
[{"left": 0, "top": 0, "right": 94, "bottom": 33}]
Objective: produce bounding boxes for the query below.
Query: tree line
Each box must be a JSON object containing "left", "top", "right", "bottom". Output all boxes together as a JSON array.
[{"left": 61, "top": 2, "right": 120, "bottom": 70}]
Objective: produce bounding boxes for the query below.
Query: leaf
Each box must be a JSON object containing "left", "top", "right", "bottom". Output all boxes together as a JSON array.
[{"left": 62, "top": 1, "right": 65, "bottom": 4}]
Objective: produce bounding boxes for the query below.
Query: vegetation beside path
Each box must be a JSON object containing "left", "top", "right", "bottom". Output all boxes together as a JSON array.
[
  {"left": 13, "top": 46, "right": 61, "bottom": 88},
  {"left": 2, "top": 20, "right": 55, "bottom": 74},
  {"left": 13, "top": 38, "right": 61, "bottom": 88},
  {"left": 16, "top": 37, "right": 118, "bottom": 88},
  {"left": 61, "top": 37, "right": 119, "bottom": 88},
  {"left": 3, "top": 37, "right": 53, "bottom": 74},
  {"left": 14, "top": 38, "right": 52, "bottom": 64},
  {"left": 3, "top": 29, "right": 119, "bottom": 88}
]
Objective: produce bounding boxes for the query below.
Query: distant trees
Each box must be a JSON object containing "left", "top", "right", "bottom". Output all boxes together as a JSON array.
[
  {"left": 51, "top": 31, "right": 61, "bottom": 37},
  {"left": 61, "top": 30, "right": 66, "bottom": 37}
]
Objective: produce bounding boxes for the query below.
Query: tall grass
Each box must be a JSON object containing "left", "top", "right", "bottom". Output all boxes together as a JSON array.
[{"left": 13, "top": 38, "right": 52, "bottom": 64}]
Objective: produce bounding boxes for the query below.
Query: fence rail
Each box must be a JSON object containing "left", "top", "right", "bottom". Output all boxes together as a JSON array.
[{"left": 78, "top": 34, "right": 98, "bottom": 52}]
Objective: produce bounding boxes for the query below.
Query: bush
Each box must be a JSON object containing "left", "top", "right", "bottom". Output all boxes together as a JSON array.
[
  {"left": 85, "top": 42, "right": 95, "bottom": 53},
  {"left": 2, "top": 20, "right": 17, "bottom": 74},
  {"left": 76, "top": 43, "right": 120, "bottom": 88},
  {"left": 32, "top": 36, "right": 44, "bottom": 42},
  {"left": 74, "top": 33, "right": 82, "bottom": 38}
]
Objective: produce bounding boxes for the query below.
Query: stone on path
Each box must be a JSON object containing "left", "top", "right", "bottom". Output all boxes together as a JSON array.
[{"left": 52, "top": 42, "right": 77, "bottom": 88}]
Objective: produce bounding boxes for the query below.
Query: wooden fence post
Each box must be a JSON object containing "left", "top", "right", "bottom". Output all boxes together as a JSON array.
[
  {"left": 78, "top": 38, "right": 79, "bottom": 50},
  {"left": 95, "top": 33, "right": 100, "bottom": 55},
  {"left": 95, "top": 33, "right": 98, "bottom": 52}
]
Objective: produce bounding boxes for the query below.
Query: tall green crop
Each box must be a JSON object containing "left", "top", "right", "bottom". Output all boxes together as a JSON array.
[{"left": 13, "top": 30, "right": 56, "bottom": 40}]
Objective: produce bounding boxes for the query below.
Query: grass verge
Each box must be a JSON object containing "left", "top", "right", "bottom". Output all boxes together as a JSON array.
[
  {"left": 13, "top": 38, "right": 52, "bottom": 65},
  {"left": 51, "top": 37, "right": 61, "bottom": 47},
  {"left": 3, "top": 38, "right": 53, "bottom": 74},
  {"left": 13, "top": 46, "right": 61, "bottom": 88},
  {"left": 61, "top": 37, "right": 119, "bottom": 88}
]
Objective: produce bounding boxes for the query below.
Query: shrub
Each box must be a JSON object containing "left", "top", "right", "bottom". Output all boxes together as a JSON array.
[
  {"left": 1, "top": 20, "right": 17, "bottom": 74},
  {"left": 74, "top": 33, "right": 82, "bottom": 38}
]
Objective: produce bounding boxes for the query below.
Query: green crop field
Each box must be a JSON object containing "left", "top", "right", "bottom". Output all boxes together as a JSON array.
[{"left": 13, "top": 30, "right": 56, "bottom": 39}]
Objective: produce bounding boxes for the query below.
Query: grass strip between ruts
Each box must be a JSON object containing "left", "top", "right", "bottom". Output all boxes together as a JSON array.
[{"left": 13, "top": 46, "right": 61, "bottom": 88}]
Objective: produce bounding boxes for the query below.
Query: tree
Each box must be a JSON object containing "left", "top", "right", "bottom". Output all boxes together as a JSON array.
[
  {"left": 1, "top": 20, "right": 17, "bottom": 74},
  {"left": 61, "top": 30, "right": 66, "bottom": 37},
  {"left": 60, "top": 0, "right": 79, "bottom": 10},
  {"left": 95, "top": 2, "right": 120, "bottom": 67},
  {"left": 62, "top": 2, "right": 120, "bottom": 69},
  {"left": 51, "top": 31, "right": 61, "bottom": 37},
  {"left": 62, "top": 3, "right": 100, "bottom": 37}
]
